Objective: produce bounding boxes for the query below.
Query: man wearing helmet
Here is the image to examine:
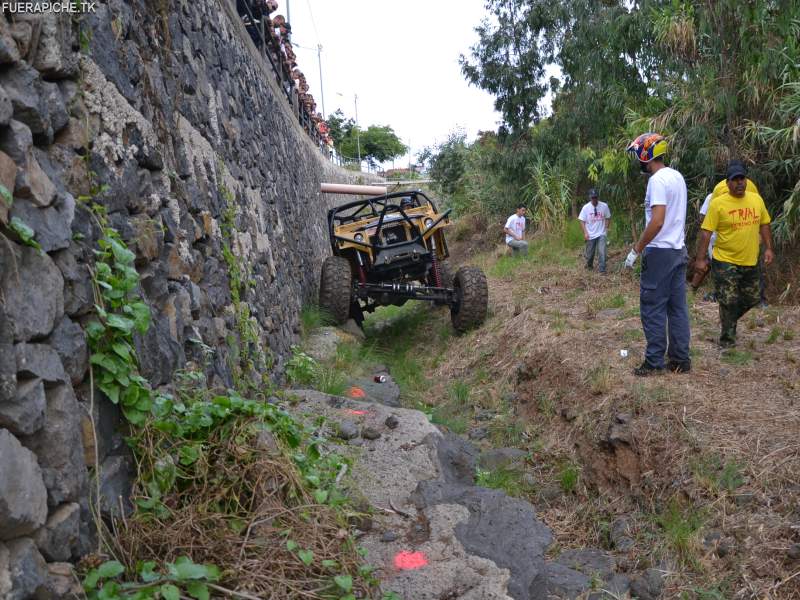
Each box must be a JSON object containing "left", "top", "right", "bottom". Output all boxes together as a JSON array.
[{"left": 625, "top": 133, "right": 691, "bottom": 376}]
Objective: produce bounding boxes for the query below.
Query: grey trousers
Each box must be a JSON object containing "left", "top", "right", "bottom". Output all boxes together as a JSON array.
[
  {"left": 507, "top": 239, "right": 528, "bottom": 255},
  {"left": 585, "top": 235, "right": 607, "bottom": 272}
]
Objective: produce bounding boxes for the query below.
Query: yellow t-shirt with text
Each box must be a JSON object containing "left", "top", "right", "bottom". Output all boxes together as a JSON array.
[{"left": 701, "top": 190, "right": 771, "bottom": 266}]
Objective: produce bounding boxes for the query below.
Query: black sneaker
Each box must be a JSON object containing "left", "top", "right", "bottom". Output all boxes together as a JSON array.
[
  {"left": 668, "top": 360, "right": 691, "bottom": 373},
  {"left": 633, "top": 362, "right": 665, "bottom": 377}
]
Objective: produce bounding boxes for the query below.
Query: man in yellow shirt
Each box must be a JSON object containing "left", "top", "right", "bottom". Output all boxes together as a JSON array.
[{"left": 695, "top": 161, "right": 775, "bottom": 347}]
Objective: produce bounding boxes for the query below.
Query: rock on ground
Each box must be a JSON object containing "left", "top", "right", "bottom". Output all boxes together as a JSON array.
[{"left": 292, "top": 390, "right": 566, "bottom": 599}]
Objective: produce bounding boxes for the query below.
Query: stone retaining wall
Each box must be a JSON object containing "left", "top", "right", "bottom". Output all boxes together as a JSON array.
[{"left": 0, "top": 1, "right": 381, "bottom": 596}]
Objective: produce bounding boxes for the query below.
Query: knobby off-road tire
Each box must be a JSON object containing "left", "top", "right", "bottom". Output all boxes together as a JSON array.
[
  {"left": 319, "top": 256, "right": 353, "bottom": 325},
  {"left": 450, "top": 266, "right": 488, "bottom": 332}
]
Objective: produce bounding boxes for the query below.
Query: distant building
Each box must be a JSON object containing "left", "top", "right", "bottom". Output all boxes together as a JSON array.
[{"left": 383, "top": 165, "right": 423, "bottom": 180}]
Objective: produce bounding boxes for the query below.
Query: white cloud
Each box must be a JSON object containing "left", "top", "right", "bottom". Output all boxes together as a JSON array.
[{"left": 283, "top": 0, "right": 500, "bottom": 166}]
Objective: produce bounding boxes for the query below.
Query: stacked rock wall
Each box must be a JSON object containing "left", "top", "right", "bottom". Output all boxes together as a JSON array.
[{"left": 0, "top": 1, "right": 381, "bottom": 596}]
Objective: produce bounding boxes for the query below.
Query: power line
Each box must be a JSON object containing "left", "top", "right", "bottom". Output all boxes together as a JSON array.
[{"left": 305, "top": 0, "right": 321, "bottom": 43}]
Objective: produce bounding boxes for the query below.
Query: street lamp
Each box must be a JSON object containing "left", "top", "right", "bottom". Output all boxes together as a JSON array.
[
  {"left": 354, "top": 93, "right": 361, "bottom": 167},
  {"left": 336, "top": 92, "right": 361, "bottom": 169}
]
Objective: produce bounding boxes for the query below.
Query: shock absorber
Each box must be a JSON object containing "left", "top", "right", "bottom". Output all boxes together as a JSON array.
[
  {"left": 429, "top": 237, "right": 442, "bottom": 287},
  {"left": 355, "top": 251, "right": 367, "bottom": 285}
]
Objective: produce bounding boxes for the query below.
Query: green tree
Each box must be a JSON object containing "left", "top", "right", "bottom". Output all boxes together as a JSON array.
[
  {"left": 339, "top": 124, "right": 406, "bottom": 168},
  {"left": 420, "top": 130, "right": 469, "bottom": 197},
  {"left": 325, "top": 109, "right": 353, "bottom": 150},
  {"left": 456, "top": 0, "right": 800, "bottom": 245}
]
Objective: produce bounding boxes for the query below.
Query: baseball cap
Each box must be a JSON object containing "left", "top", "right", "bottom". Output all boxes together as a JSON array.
[
  {"left": 588, "top": 188, "right": 598, "bottom": 198},
  {"left": 726, "top": 160, "right": 747, "bottom": 179}
]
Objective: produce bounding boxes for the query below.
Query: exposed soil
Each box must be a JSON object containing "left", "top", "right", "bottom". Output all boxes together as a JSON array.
[{"left": 391, "top": 231, "right": 800, "bottom": 599}]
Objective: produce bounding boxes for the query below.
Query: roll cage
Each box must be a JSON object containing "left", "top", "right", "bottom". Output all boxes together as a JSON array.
[{"left": 327, "top": 190, "right": 451, "bottom": 253}]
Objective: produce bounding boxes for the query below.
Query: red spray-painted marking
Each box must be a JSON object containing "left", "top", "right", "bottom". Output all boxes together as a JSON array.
[
  {"left": 393, "top": 551, "right": 428, "bottom": 570},
  {"left": 346, "top": 409, "right": 368, "bottom": 416},
  {"left": 348, "top": 387, "right": 366, "bottom": 399}
]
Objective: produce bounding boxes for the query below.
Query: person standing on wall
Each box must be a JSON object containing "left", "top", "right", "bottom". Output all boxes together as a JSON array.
[
  {"left": 693, "top": 160, "right": 774, "bottom": 348},
  {"left": 578, "top": 188, "right": 611, "bottom": 274},
  {"left": 624, "top": 132, "right": 691, "bottom": 376},
  {"left": 504, "top": 205, "right": 528, "bottom": 256}
]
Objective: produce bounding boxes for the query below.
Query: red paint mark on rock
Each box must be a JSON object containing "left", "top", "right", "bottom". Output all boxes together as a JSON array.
[
  {"left": 393, "top": 551, "right": 428, "bottom": 570},
  {"left": 348, "top": 387, "right": 366, "bottom": 399},
  {"left": 346, "top": 409, "right": 368, "bottom": 416}
]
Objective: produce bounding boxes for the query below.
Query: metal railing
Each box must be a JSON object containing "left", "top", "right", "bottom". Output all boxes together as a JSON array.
[{"left": 236, "top": 0, "right": 327, "bottom": 152}]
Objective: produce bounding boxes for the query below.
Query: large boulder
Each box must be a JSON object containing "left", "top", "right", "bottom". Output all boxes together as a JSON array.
[
  {"left": 32, "top": 13, "right": 79, "bottom": 79},
  {"left": 0, "top": 377, "right": 46, "bottom": 436},
  {"left": 13, "top": 152, "right": 57, "bottom": 208},
  {"left": 51, "top": 245, "right": 94, "bottom": 318},
  {"left": 0, "top": 120, "right": 33, "bottom": 165},
  {"left": 0, "top": 64, "right": 51, "bottom": 143},
  {"left": 33, "top": 502, "right": 81, "bottom": 561},
  {"left": 8, "top": 193, "right": 74, "bottom": 253},
  {"left": 98, "top": 454, "right": 133, "bottom": 519},
  {"left": 413, "top": 434, "right": 554, "bottom": 600},
  {"left": 0, "top": 428, "right": 48, "bottom": 539},
  {"left": 47, "top": 317, "right": 88, "bottom": 386},
  {"left": 20, "top": 385, "right": 87, "bottom": 507},
  {"left": 0, "top": 235, "right": 64, "bottom": 342},
  {"left": 0, "top": 16, "right": 21, "bottom": 64},
  {"left": 15, "top": 343, "right": 68, "bottom": 384},
  {"left": 4, "top": 538, "right": 48, "bottom": 600}
]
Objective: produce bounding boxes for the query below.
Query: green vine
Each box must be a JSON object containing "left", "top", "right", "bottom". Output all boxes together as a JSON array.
[
  {"left": 218, "top": 177, "right": 273, "bottom": 391},
  {"left": 8, "top": 216, "right": 42, "bottom": 251},
  {"left": 82, "top": 556, "right": 220, "bottom": 600},
  {"left": 75, "top": 147, "right": 377, "bottom": 596},
  {"left": 84, "top": 203, "right": 153, "bottom": 425}
]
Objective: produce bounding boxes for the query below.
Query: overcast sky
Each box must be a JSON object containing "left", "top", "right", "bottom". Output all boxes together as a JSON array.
[{"left": 284, "top": 0, "right": 501, "bottom": 168}]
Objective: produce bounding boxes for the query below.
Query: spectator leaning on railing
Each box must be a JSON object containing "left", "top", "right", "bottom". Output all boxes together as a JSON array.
[{"left": 235, "top": 1, "right": 327, "bottom": 150}]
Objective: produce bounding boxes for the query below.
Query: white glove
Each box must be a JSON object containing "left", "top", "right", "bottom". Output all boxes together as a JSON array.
[{"left": 624, "top": 248, "right": 639, "bottom": 269}]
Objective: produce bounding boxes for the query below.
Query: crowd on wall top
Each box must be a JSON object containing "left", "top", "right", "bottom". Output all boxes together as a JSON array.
[{"left": 236, "top": 0, "right": 334, "bottom": 157}]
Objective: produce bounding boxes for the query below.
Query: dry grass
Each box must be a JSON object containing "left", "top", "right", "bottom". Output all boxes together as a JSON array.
[
  {"left": 114, "top": 419, "right": 368, "bottom": 599},
  {"left": 420, "top": 234, "right": 800, "bottom": 598}
]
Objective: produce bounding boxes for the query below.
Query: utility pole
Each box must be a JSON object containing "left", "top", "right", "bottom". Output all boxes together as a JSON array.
[
  {"left": 286, "top": 0, "right": 290, "bottom": 24},
  {"left": 354, "top": 93, "right": 361, "bottom": 168},
  {"left": 317, "top": 44, "right": 325, "bottom": 118}
]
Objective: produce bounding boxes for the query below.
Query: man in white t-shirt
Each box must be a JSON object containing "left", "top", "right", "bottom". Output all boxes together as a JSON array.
[
  {"left": 504, "top": 205, "right": 528, "bottom": 255},
  {"left": 625, "top": 132, "right": 691, "bottom": 376},
  {"left": 578, "top": 188, "right": 611, "bottom": 273}
]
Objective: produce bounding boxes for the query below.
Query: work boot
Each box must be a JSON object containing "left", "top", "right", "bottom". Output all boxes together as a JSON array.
[
  {"left": 668, "top": 360, "right": 691, "bottom": 373},
  {"left": 633, "top": 362, "right": 665, "bottom": 377}
]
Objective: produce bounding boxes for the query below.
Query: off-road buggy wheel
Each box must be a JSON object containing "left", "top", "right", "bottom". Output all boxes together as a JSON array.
[
  {"left": 433, "top": 261, "right": 453, "bottom": 306},
  {"left": 450, "top": 266, "right": 488, "bottom": 332},
  {"left": 319, "top": 256, "right": 353, "bottom": 325}
]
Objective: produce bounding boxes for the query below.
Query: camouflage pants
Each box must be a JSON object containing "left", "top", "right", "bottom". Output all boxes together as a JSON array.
[{"left": 711, "top": 259, "right": 761, "bottom": 345}]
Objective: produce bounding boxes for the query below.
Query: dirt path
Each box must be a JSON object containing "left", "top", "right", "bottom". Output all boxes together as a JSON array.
[{"left": 353, "top": 236, "right": 800, "bottom": 599}]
